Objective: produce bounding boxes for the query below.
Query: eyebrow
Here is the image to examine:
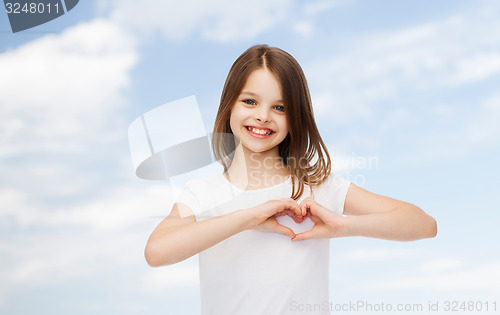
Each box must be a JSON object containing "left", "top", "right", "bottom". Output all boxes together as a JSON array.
[{"left": 240, "top": 91, "right": 283, "bottom": 103}]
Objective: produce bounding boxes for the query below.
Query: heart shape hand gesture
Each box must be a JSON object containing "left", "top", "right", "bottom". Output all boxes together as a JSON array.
[
  {"left": 250, "top": 198, "right": 306, "bottom": 238},
  {"left": 292, "top": 197, "right": 345, "bottom": 241},
  {"left": 250, "top": 197, "right": 345, "bottom": 241}
]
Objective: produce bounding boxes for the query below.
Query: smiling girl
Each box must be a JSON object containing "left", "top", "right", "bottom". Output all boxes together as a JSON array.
[{"left": 144, "top": 45, "right": 437, "bottom": 315}]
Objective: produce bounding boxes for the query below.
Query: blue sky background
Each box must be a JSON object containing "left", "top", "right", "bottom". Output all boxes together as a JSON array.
[{"left": 1, "top": 0, "right": 499, "bottom": 314}]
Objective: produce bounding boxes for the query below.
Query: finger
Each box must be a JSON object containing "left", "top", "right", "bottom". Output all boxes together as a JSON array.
[
  {"left": 292, "top": 229, "right": 316, "bottom": 242},
  {"left": 275, "top": 209, "right": 303, "bottom": 223},
  {"left": 299, "top": 197, "right": 310, "bottom": 206},
  {"left": 273, "top": 223, "right": 296, "bottom": 238},
  {"left": 299, "top": 198, "right": 311, "bottom": 216},
  {"left": 275, "top": 209, "right": 294, "bottom": 218},
  {"left": 286, "top": 209, "right": 298, "bottom": 218},
  {"left": 284, "top": 199, "right": 301, "bottom": 216},
  {"left": 302, "top": 198, "right": 329, "bottom": 218},
  {"left": 273, "top": 210, "right": 286, "bottom": 218},
  {"left": 292, "top": 215, "right": 304, "bottom": 223},
  {"left": 300, "top": 207, "right": 307, "bottom": 216},
  {"left": 309, "top": 213, "right": 322, "bottom": 224}
]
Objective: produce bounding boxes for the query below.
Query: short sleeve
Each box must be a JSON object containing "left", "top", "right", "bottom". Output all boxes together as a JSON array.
[
  {"left": 175, "top": 180, "right": 201, "bottom": 221},
  {"left": 313, "top": 174, "right": 351, "bottom": 215}
]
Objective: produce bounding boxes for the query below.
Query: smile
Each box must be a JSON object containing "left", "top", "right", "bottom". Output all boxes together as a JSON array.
[{"left": 245, "top": 126, "right": 274, "bottom": 136}]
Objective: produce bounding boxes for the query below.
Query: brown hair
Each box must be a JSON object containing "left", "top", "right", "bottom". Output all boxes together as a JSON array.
[{"left": 212, "top": 44, "right": 331, "bottom": 200}]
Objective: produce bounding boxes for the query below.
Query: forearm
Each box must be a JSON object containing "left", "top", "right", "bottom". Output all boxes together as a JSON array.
[
  {"left": 146, "top": 209, "right": 254, "bottom": 266},
  {"left": 341, "top": 204, "right": 437, "bottom": 241}
]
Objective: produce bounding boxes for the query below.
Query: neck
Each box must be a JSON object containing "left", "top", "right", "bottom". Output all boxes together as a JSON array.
[{"left": 225, "top": 144, "right": 290, "bottom": 189}]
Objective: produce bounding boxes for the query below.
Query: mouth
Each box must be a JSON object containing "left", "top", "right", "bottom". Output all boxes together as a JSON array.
[{"left": 245, "top": 126, "right": 274, "bottom": 136}]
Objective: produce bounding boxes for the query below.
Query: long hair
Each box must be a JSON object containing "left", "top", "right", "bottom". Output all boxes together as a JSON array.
[{"left": 212, "top": 44, "right": 331, "bottom": 200}]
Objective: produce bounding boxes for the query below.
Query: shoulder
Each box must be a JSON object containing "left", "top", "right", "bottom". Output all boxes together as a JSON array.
[
  {"left": 175, "top": 174, "right": 226, "bottom": 218},
  {"left": 314, "top": 173, "right": 351, "bottom": 192},
  {"left": 179, "top": 174, "right": 226, "bottom": 197},
  {"left": 311, "top": 173, "right": 351, "bottom": 214}
]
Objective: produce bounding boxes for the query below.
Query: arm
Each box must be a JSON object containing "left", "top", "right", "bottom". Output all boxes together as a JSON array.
[
  {"left": 145, "top": 203, "right": 251, "bottom": 267},
  {"left": 292, "top": 183, "right": 437, "bottom": 242},
  {"left": 342, "top": 183, "right": 437, "bottom": 241},
  {"left": 145, "top": 199, "right": 303, "bottom": 267}
]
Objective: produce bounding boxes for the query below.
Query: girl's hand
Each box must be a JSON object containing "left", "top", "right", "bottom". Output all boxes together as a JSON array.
[
  {"left": 249, "top": 199, "right": 305, "bottom": 238},
  {"left": 292, "top": 197, "right": 346, "bottom": 241}
]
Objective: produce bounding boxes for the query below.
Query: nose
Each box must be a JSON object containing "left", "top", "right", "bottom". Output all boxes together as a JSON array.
[{"left": 255, "top": 106, "right": 270, "bottom": 123}]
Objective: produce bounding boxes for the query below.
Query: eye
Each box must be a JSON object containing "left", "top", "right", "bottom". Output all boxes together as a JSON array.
[
  {"left": 243, "top": 99, "right": 256, "bottom": 105},
  {"left": 274, "top": 105, "right": 285, "bottom": 112}
]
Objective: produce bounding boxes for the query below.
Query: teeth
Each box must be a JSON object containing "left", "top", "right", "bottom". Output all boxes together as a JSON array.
[{"left": 248, "top": 127, "right": 272, "bottom": 135}]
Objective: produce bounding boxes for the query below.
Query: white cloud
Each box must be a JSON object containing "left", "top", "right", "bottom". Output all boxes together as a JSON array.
[
  {"left": 306, "top": 2, "right": 500, "bottom": 123},
  {"left": 304, "top": 2, "right": 500, "bottom": 164},
  {"left": 0, "top": 181, "right": 198, "bottom": 308},
  {"left": 0, "top": 17, "right": 141, "bottom": 212},
  {"left": 418, "top": 258, "right": 464, "bottom": 273},
  {"left": 0, "top": 224, "right": 142, "bottom": 301},
  {"left": 0, "top": 183, "right": 175, "bottom": 230},
  {"left": 335, "top": 247, "right": 427, "bottom": 264},
  {"left": 360, "top": 261, "right": 500, "bottom": 292},
  {"left": 0, "top": 18, "right": 146, "bottom": 308},
  {"left": 0, "top": 188, "right": 39, "bottom": 234},
  {"left": 304, "top": 0, "right": 353, "bottom": 16},
  {"left": 100, "top": 0, "right": 291, "bottom": 42},
  {"left": 465, "top": 94, "right": 500, "bottom": 144},
  {"left": 397, "top": 92, "right": 500, "bottom": 164},
  {"left": 446, "top": 51, "right": 500, "bottom": 86},
  {"left": 0, "top": 18, "right": 137, "bottom": 157},
  {"left": 293, "top": 0, "right": 355, "bottom": 39},
  {"left": 329, "top": 151, "right": 380, "bottom": 173},
  {"left": 140, "top": 256, "right": 199, "bottom": 293},
  {"left": 293, "top": 21, "right": 314, "bottom": 38},
  {"left": 0, "top": 183, "right": 179, "bottom": 307}
]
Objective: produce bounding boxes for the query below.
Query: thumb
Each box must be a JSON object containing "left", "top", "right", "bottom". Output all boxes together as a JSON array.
[
  {"left": 272, "top": 223, "right": 296, "bottom": 238},
  {"left": 303, "top": 199, "right": 329, "bottom": 218},
  {"left": 292, "top": 229, "right": 316, "bottom": 242}
]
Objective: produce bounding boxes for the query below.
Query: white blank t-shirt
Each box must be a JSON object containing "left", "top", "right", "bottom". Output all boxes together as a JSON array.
[{"left": 176, "top": 174, "right": 351, "bottom": 315}]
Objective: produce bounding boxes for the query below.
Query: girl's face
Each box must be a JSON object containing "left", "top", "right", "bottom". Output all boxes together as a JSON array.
[{"left": 229, "top": 68, "right": 289, "bottom": 155}]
